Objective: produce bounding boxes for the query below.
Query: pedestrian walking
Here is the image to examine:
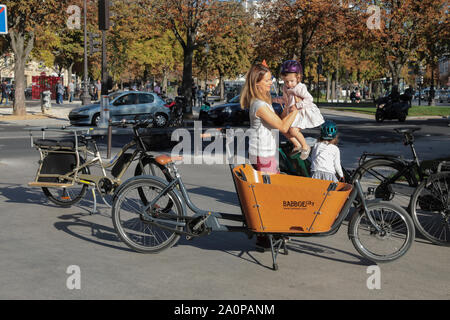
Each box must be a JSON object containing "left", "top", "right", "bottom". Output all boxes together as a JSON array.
[
  {"left": 197, "top": 88, "right": 204, "bottom": 107},
  {"left": 56, "top": 80, "right": 64, "bottom": 104},
  {"left": 96, "top": 80, "right": 101, "bottom": 101},
  {"left": 68, "top": 80, "right": 75, "bottom": 102},
  {"left": 154, "top": 83, "right": 161, "bottom": 95},
  {"left": 191, "top": 83, "right": 197, "bottom": 107},
  {"left": 1, "top": 80, "right": 9, "bottom": 105}
]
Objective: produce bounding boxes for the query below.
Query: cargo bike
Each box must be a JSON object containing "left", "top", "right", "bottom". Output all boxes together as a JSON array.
[
  {"left": 111, "top": 129, "right": 415, "bottom": 270},
  {"left": 27, "top": 120, "right": 170, "bottom": 212}
]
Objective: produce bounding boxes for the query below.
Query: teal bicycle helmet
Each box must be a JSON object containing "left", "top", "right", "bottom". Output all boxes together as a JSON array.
[{"left": 320, "top": 120, "right": 338, "bottom": 140}]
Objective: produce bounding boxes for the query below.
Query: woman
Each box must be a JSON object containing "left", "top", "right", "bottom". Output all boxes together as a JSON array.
[
  {"left": 240, "top": 63, "right": 299, "bottom": 174},
  {"left": 240, "top": 62, "right": 299, "bottom": 250}
]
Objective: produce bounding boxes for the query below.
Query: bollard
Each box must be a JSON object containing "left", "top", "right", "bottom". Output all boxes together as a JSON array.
[
  {"left": 98, "top": 95, "right": 109, "bottom": 128},
  {"left": 107, "top": 118, "right": 112, "bottom": 159}
]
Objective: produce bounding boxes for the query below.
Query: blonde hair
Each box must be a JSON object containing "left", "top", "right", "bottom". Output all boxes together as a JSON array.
[{"left": 240, "top": 64, "right": 272, "bottom": 109}]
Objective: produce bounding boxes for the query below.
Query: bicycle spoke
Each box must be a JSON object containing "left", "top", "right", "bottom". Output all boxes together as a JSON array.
[{"left": 113, "top": 179, "right": 182, "bottom": 253}]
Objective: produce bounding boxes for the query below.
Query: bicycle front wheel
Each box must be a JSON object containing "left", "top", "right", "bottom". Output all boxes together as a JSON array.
[
  {"left": 349, "top": 201, "right": 415, "bottom": 263},
  {"left": 112, "top": 177, "right": 184, "bottom": 253},
  {"left": 352, "top": 159, "right": 413, "bottom": 207},
  {"left": 410, "top": 172, "right": 450, "bottom": 246}
]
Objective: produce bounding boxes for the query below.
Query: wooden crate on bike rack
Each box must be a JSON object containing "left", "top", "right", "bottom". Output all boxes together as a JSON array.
[{"left": 232, "top": 164, "right": 353, "bottom": 234}]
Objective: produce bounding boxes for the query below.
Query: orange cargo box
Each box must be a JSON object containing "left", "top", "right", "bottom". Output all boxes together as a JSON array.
[{"left": 232, "top": 164, "right": 353, "bottom": 234}]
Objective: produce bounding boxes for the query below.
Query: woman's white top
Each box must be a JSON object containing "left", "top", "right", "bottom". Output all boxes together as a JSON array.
[
  {"left": 310, "top": 141, "right": 343, "bottom": 178},
  {"left": 249, "top": 99, "right": 277, "bottom": 157}
]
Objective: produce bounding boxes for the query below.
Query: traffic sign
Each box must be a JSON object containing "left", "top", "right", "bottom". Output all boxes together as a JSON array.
[{"left": 0, "top": 5, "right": 8, "bottom": 35}]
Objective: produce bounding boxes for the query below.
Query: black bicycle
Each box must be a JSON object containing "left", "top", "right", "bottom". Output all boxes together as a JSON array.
[
  {"left": 409, "top": 167, "right": 450, "bottom": 246},
  {"left": 351, "top": 127, "right": 450, "bottom": 245}
]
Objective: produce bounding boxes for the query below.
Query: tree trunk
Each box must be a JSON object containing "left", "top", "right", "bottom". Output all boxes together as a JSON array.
[
  {"left": 429, "top": 63, "right": 435, "bottom": 106},
  {"left": 331, "top": 79, "right": 336, "bottom": 101},
  {"left": 182, "top": 44, "right": 194, "bottom": 117},
  {"left": 10, "top": 30, "right": 34, "bottom": 116},
  {"left": 326, "top": 75, "right": 331, "bottom": 101},
  {"left": 218, "top": 72, "right": 224, "bottom": 101},
  {"left": 162, "top": 68, "right": 168, "bottom": 94}
]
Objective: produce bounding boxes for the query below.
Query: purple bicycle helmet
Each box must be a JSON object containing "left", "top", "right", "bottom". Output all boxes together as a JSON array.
[{"left": 280, "top": 60, "right": 302, "bottom": 75}]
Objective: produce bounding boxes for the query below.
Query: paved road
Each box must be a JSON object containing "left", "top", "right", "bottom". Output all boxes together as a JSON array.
[{"left": 0, "top": 113, "right": 449, "bottom": 300}]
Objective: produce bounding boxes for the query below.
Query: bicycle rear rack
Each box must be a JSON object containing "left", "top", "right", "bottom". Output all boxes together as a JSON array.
[{"left": 359, "top": 152, "right": 403, "bottom": 166}]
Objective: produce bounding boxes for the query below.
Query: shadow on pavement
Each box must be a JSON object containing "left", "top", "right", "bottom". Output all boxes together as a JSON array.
[
  {"left": 175, "top": 230, "right": 374, "bottom": 270},
  {"left": 54, "top": 212, "right": 134, "bottom": 253}
]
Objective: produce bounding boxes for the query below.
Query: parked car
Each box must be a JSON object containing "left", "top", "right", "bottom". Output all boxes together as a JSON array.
[
  {"left": 436, "top": 89, "right": 449, "bottom": 103},
  {"left": 69, "top": 91, "right": 170, "bottom": 127},
  {"left": 206, "top": 94, "right": 283, "bottom": 125},
  {"left": 25, "top": 87, "right": 33, "bottom": 99}
]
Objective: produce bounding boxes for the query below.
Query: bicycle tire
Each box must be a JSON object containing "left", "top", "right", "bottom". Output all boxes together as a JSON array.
[
  {"left": 409, "top": 172, "right": 450, "bottom": 246},
  {"left": 134, "top": 156, "right": 172, "bottom": 181},
  {"left": 112, "top": 177, "right": 184, "bottom": 253},
  {"left": 352, "top": 158, "right": 413, "bottom": 203},
  {"left": 41, "top": 162, "right": 89, "bottom": 207},
  {"left": 134, "top": 156, "right": 173, "bottom": 208},
  {"left": 348, "top": 201, "right": 415, "bottom": 263}
]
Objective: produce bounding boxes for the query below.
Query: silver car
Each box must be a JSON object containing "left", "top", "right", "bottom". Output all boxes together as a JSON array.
[{"left": 69, "top": 91, "right": 171, "bottom": 127}]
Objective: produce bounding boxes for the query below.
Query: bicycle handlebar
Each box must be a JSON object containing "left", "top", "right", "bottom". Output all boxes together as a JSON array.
[{"left": 199, "top": 127, "right": 230, "bottom": 139}]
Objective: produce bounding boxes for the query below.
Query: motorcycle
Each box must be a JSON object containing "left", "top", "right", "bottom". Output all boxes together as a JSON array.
[
  {"left": 164, "top": 97, "right": 184, "bottom": 127},
  {"left": 375, "top": 93, "right": 411, "bottom": 123}
]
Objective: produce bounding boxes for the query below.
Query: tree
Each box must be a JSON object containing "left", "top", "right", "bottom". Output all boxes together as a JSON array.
[
  {"left": 255, "top": 0, "right": 354, "bottom": 79},
  {"left": 5, "top": 0, "right": 65, "bottom": 115},
  {"left": 357, "top": 0, "right": 434, "bottom": 87},
  {"left": 415, "top": 0, "right": 449, "bottom": 105},
  {"left": 195, "top": 5, "right": 254, "bottom": 100},
  {"left": 148, "top": 0, "right": 246, "bottom": 116}
]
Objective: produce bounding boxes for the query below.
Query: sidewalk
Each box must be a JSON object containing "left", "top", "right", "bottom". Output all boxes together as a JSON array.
[{"left": 0, "top": 100, "right": 81, "bottom": 126}]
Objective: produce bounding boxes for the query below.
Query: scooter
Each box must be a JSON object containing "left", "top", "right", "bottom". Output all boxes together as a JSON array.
[{"left": 375, "top": 94, "right": 411, "bottom": 123}]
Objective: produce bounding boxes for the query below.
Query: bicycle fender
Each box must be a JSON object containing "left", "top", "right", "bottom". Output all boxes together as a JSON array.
[
  {"left": 113, "top": 175, "right": 188, "bottom": 217},
  {"left": 353, "top": 157, "right": 407, "bottom": 181}
]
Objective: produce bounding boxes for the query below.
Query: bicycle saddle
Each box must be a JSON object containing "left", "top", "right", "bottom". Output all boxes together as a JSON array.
[
  {"left": 394, "top": 127, "right": 420, "bottom": 134},
  {"left": 155, "top": 154, "right": 183, "bottom": 165}
]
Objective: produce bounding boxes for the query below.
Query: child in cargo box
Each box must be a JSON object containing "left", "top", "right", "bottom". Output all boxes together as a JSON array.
[{"left": 310, "top": 120, "right": 344, "bottom": 182}]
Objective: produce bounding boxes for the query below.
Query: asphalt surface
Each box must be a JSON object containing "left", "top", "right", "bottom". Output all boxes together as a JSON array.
[{"left": 0, "top": 107, "right": 449, "bottom": 301}]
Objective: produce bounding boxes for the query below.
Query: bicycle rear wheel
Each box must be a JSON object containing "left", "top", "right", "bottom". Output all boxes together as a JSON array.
[
  {"left": 349, "top": 201, "right": 415, "bottom": 263},
  {"left": 112, "top": 177, "right": 184, "bottom": 253},
  {"left": 42, "top": 184, "right": 88, "bottom": 207},
  {"left": 134, "top": 156, "right": 171, "bottom": 181},
  {"left": 42, "top": 164, "right": 89, "bottom": 207},
  {"left": 410, "top": 172, "right": 450, "bottom": 246},
  {"left": 352, "top": 159, "right": 413, "bottom": 208}
]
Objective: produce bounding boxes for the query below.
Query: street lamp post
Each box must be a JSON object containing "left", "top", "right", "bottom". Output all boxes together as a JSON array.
[
  {"left": 81, "top": 0, "right": 91, "bottom": 106},
  {"left": 204, "top": 43, "right": 210, "bottom": 105}
]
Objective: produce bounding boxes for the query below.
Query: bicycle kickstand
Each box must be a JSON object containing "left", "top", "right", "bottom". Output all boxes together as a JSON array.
[{"left": 89, "top": 185, "right": 97, "bottom": 215}]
